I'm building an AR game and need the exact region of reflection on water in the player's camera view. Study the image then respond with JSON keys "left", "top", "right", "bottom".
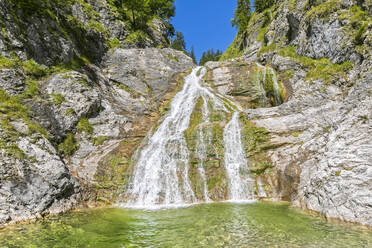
{"left": 0, "top": 202, "right": 371, "bottom": 248}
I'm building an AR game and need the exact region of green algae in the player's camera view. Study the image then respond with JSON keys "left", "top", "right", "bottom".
{"left": 184, "top": 97, "right": 229, "bottom": 201}
{"left": 1, "top": 202, "right": 371, "bottom": 248}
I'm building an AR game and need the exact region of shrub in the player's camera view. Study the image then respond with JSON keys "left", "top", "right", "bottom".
{"left": 77, "top": 118, "right": 93, "bottom": 135}
{"left": 22, "top": 60, "right": 47, "bottom": 78}
{"left": 58, "top": 133, "right": 79, "bottom": 156}
{"left": 254, "top": 0, "right": 276, "bottom": 13}
{"left": 51, "top": 93, "right": 65, "bottom": 107}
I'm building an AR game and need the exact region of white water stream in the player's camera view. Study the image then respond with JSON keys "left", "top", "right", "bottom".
{"left": 125, "top": 67, "right": 255, "bottom": 208}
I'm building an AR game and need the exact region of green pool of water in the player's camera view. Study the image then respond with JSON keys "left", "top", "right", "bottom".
{"left": 0, "top": 202, "right": 371, "bottom": 248}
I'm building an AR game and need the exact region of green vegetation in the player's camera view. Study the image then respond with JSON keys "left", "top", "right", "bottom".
{"left": 250, "top": 161, "right": 273, "bottom": 175}
{"left": 239, "top": 115, "right": 270, "bottom": 156}
{"left": 184, "top": 97, "right": 204, "bottom": 147}
{"left": 281, "top": 70, "right": 295, "bottom": 81}
{"left": 65, "top": 108, "right": 76, "bottom": 116}
{"left": 167, "top": 53, "right": 179, "bottom": 62}
{"left": 0, "top": 75, "right": 48, "bottom": 160}
{"left": 114, "top": 82, "right": 142, "bottom": 98}
{"left": 354, "top": 22, "right": 368, "bottom": 45}
{"left": 51, "top": 93, "right": 65, "bottom": 107}
{"left": 8, "top": 0, "right": 75, "bottom": 18}
{"left": 75, "top": 78, "right": 90, "bottom": 87}
{"left": 305, "top": 0, "right": 371, "bottom": 55}
{"left": 108, "top": 38, "right": 121, "bottom": 49}
{"left": 219, "top": 37, "right": 244, "bottom": 61}
{"left": 77, "top": 118, "right": 94, "bottom": 135}
{"left": 275, "top": 46, "right": 353, "bottom": 84}
{"left": 112, "top": 0, "right": 175, "bottom": 30}
{"left": 88, "top": 20, "right": 108, "bottom": 36}
{"left": 291, "top": 131, "right": 303, "bottom": 137}
{"left": 199, "top": 49, "right": 223, "bottom": 65}
{"left": 170, "top": 31, "right": 186, "bottom": 51}
{"left": 124, "top": 30, "right": 150, "bottom": 45}
{"left": 58, "top": 133, "right": 79, "bottom": 156}
{"left": 306, "top": 0, "right": 342, "bottom": 20}
{"left": 49, "top": 56, "right": 90, "bottom": 74}
{"left": 232, "top": 0, "right": 252, "bottom": 33}
{"left": 338, "top": 5, "right": 371, "bottom": 47}
{"left": 238, "top": 113, "right": 275, "bottom": 175}
{"left": 189, "top": 46, "right": 197, "bottom": 64}
{"left": 111, "top": 0, "right": 176, "bottom": 47}
{"left": 0, "top": 56, "right": 47, "bottom": 79}
{"left": 22, "top": 59, "right": 47, "bottom": 78}
{"left": 0, "top": 55, "right": 89, "bottom": 80}
{"left": 2, "top": 203, "right": 372, "bottom": 247}
{"left": 254, "top": 0, "right": 276, "bottom": 13}
{"left": 184, "top": 97, "right": 230, "bottom": 201}
{"left": 91, "top": 136, "right": 110, "bottom": 146}
{"left": 0, "top": 119, "right": 28, "bottom": 160}
{"left": 94, "top": 138, "right": 140, "bottom": 199}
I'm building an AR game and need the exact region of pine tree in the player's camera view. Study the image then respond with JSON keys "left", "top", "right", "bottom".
{"left": 199, "top": 49, "right": 223, "bottom": 65}
{"left": 170, "top": 31, "right": 186, "bottom": 51}
{"left": 231, "top": 0, "right": 251, "bottom": 33}
{"left": 189, "top": 46, "right": 197, "bottom": 64}
{"left": 113, "top": 0, "right": 175, "bottom": 31}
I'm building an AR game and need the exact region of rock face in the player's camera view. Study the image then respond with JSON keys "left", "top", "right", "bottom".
{"left": 0, "top": 136, "right": 80, "bottom": 224}
{"left": 216, "top": 0, "right": 372, "bottom": 226}
{"left": 0, "top": 0, "right": 169, "bottom": 65}
{"left": 0, "top": 0, "right": 194, "bottom": 226}
{"left": 0, "top": 47, "right": 193, "bottom": 226}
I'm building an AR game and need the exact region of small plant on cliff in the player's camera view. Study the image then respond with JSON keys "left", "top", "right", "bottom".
{"left": 58, "top": 133, "right": 79, "bottom": 156}
{"left": 77, "top": 118, "right": 94, "bottom": 135}
{"left": 51, "top": 93, "right": 65, "bottom": 107}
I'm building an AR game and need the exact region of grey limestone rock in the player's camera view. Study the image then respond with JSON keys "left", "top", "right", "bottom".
{"left": 0, "top": 68, "right": 25, "bottom": 95}
{"left": 43, "top": 71, "right": 101, "bottom": 136}
{"left": 0, "top": 135, "right": 80, "bottom": 225}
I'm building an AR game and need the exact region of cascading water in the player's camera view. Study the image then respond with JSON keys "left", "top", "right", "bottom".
{"left": 267, "top": 67, "right": 282, "bottom": 106}
{"left": 256, "top": 63, "right": 283, "bottom": 106}
{"left": 223, "top": 112, "right": 255, "bottom": 201}
{"left": 125, "top": 67, "right": 255, "bottom": 208}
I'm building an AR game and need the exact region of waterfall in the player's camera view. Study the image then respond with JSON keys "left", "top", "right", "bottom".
{"left": 223, "top": 112, "right": 255, "bottom": 201}
{"left": 267, "top": 67, "right": 282, "bottom": 106}
{"left": 256, "top": 63, "right": 282, "bottom": 106}
{"left": 125, "top": 67, "right": 255, "bottom": 208}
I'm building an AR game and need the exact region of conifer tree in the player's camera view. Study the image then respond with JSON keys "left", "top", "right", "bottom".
{"left": 231, "top": 0, "right": 251, "bottom": 33}
{"left": 113, "top": 0, "right": 175, "bottom": 31}
{"left": 170, "top": 31, "right": 186, "bottom": 51}
{"left": 189, "top": 46, "right": 197, "bottom": 64}
{"left": 199, "top": 49, "right": 223, "bottom": 65}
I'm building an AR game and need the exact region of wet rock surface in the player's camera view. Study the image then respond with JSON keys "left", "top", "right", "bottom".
{"left": 207, "top": 0, "right": 372, "bottom": 226}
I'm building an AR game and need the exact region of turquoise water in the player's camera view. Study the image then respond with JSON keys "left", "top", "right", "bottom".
{"left": 0, "top": 202, "right": 371, "bottom": 248}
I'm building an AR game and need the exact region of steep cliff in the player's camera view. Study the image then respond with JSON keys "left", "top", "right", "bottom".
{"left": 216, "top": 0, "right": 372, "bottom": 226}
{"left": 0, "top": 0, "right": 194, "bottom": 225}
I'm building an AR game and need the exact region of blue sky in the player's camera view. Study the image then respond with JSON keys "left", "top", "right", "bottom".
{"left": 171, "top": 0, "right": 238, "bottom": 62}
